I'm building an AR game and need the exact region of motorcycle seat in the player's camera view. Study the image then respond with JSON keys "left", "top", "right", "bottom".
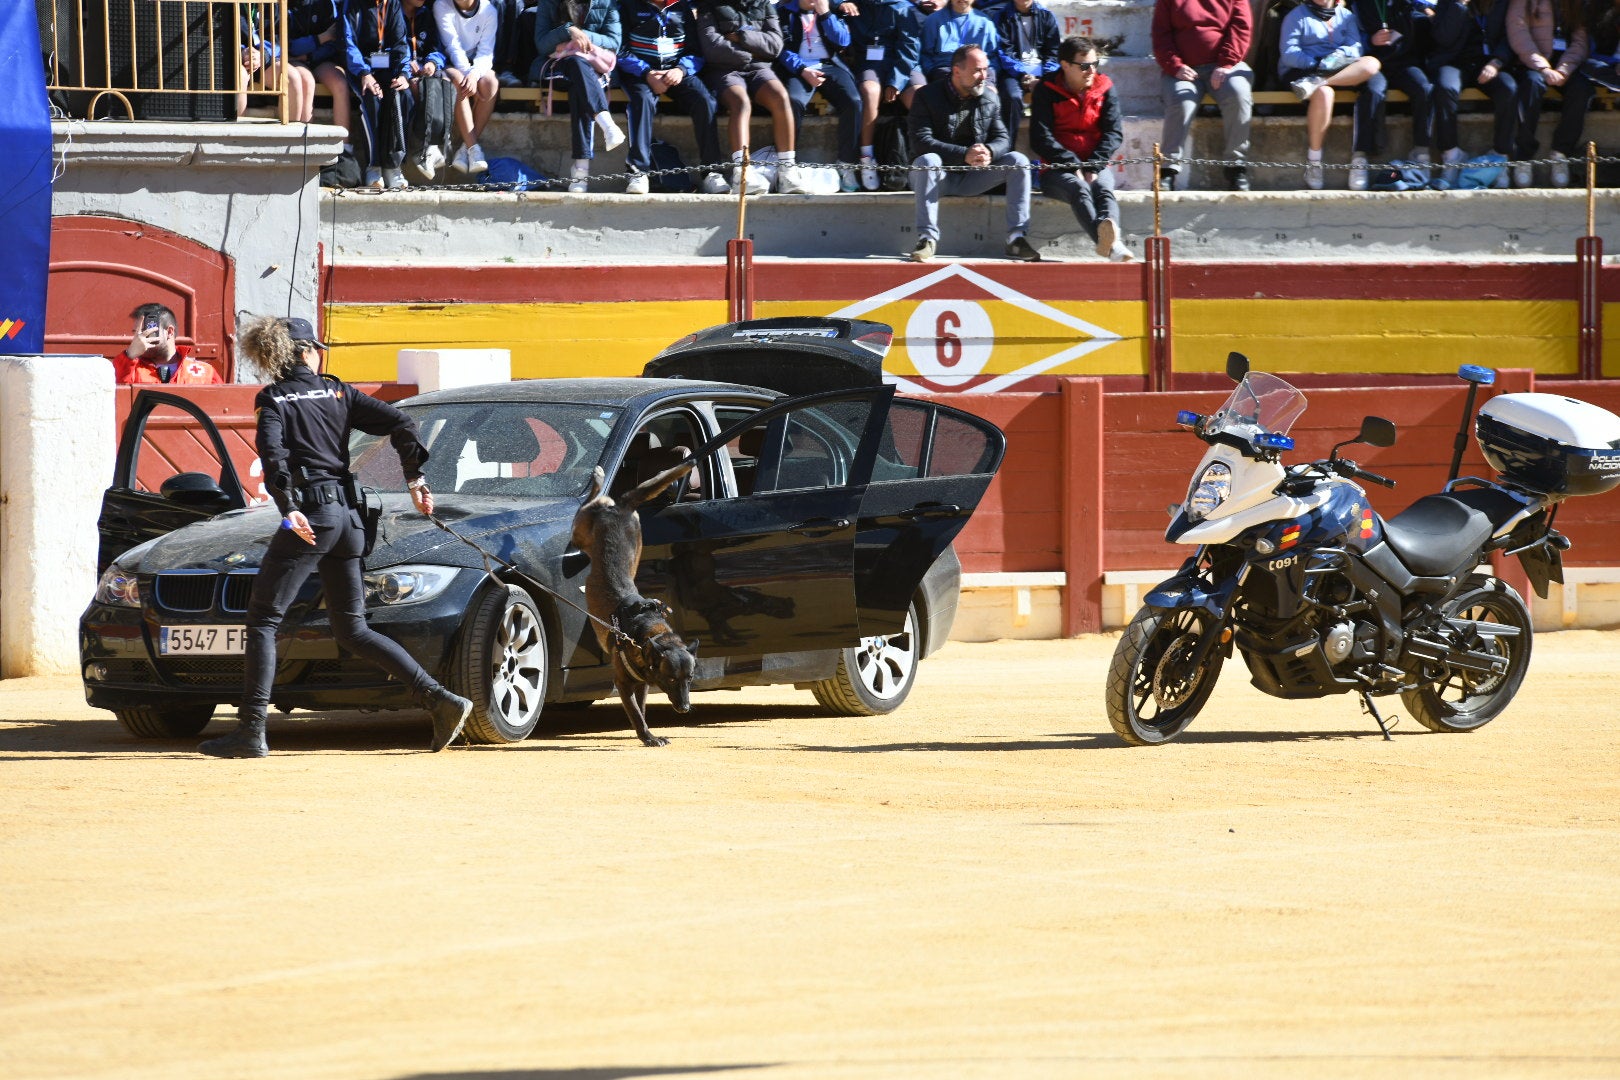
{"left": 1381, "top": 488, "right": 1527, "bottom": 577}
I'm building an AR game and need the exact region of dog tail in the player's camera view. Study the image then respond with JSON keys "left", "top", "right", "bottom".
{"left": 621, "top": 453, "right": 699, "bottom": 511}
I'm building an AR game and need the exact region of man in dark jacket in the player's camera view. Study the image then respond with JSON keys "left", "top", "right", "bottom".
{"left": 907, "top": 44, "right": 1038, "bottom": 261}
{"left": 1029, "top": 36, "right": 1133, "bottom": 261}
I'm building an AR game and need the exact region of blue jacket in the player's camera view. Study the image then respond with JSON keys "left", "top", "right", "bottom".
{"left": 844, "top": 0, "right": 921, "bottom": 89}
{"left": 619, "top": 0, "right": 706, "bottom": 75}
{"left": 774, "top": 2, "right": 852, "bottom": 75}
{"left": 918, "top": 7, "right": 999, "bottom": 77}
{"left": 402, "top": 1, "right": 448, "bottom": 71}
{"left": 534, "top": 0, "right": 624, "bottom": 65}
{"left": 989, "top": 0, "right": 1059, "bottom": 78}
{"left": 1278, "top": 1, "right": 1366, "bottom": 75}
{"left": 342, "top": 0, "right": 410, "bottom": 80}
{"left": 288, "top": 0, "right": 342, "bottom": 61}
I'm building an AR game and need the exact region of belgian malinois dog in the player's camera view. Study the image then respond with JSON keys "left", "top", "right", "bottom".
{"left": 571, "top": 458, "right": 701, "bottom": 746}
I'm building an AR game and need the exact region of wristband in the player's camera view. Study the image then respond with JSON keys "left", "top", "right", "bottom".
{"left": 407, "top": 477, "right": 428, "bottom": 491}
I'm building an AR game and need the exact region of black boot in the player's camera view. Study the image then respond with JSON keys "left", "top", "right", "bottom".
{"left": 425, "top": 686, "right": 472, "bottom": 752}
{"left": 199, "top": 710, "right": 269, "bottom": 758}
{"left": 1225, "top": 166, "right": 1251, "bottom": 192}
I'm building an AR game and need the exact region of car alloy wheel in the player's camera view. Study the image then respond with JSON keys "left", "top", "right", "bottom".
{"left": 810, "top": 603, "right": 920, "bottom": 716}
{"left": 454, "top": 584, "right": 549, "bottom": 743}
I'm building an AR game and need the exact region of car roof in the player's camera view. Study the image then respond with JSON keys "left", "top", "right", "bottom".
{"left": 400, "top": 377, "right": 779, "bottom": 411}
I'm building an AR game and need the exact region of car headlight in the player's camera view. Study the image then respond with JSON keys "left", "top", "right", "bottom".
{"left": 94, "top": 565, "right": 141, "bottom": 607}
{"left": 1185, "top": 462, "right": 1232, "bottom": 523}
{"left": 363, "top": 565, "right": 460, "bottom": 606}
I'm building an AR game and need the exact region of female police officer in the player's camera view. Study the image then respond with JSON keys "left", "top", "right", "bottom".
{"left": 199, "top": 316, "right": 472, "bottom": 758}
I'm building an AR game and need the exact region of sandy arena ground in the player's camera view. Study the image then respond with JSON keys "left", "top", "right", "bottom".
{"left": 3, "top": 633, "right": 1619, "bottom": 1080}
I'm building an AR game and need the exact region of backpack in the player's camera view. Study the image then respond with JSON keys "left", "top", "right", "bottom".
{"left": 1456, "top": 152, "right": 1507, "bottom": 190}
{"left": 320, "top": 149, "right": 364, "bottom": 188}
{"left": 481, "top": 156, "right": 550, "bottom": 189}
{"left": 650, "top": 140, "right": 696, "bottom": 193}
{"left": 409, "top": 73, "right": 456, "bottom": 179}
{"left": 874, "top": 113, "right": 910, "bottom": 192}
{"left": 1368, "top": 159, "right": 1432, "bottom": 191}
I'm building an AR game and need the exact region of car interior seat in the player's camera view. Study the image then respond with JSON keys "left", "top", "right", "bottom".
{"left": 460, "top": 421, "right": 543, "bottom": 494}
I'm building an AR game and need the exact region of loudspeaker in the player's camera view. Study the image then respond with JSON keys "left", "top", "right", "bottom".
{"left": 78, "top": 1, "right": 234, "bottom": 121}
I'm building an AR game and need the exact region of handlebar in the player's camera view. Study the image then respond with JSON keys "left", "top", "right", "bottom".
{"left": 1331, "top": 458, "right": 1396, "bottom": 488}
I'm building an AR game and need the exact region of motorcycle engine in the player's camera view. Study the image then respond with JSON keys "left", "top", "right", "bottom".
{"left": 1323, "top": 622, "right": 1356, "bottom": 664}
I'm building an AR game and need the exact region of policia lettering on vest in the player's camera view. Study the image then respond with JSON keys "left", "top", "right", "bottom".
{"left": 197, "top": 316, "right": 473, "bottom": 758}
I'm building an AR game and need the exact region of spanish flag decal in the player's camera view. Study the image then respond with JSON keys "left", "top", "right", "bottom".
{"left": 1279, "top": 523, "right": 1302, "bottom": 550}
{"left": 1360, "top": 508, "right": 1375, "bottom": 540}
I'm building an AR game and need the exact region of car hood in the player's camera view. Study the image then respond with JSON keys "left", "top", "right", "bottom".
{"left": 115, "top": 494, "right": 581, "bottom": 575}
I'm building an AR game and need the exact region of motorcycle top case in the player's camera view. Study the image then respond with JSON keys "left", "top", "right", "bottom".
{"left": 1475, "top": 392, "right": 1620, "bottom": 497}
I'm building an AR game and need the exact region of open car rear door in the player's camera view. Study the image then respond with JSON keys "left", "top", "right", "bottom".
{"left": 98, "top": 391, "right": 249, "bottom": 573}
{"left": 853, "top": 398, "right": 1006, "bottom": 636}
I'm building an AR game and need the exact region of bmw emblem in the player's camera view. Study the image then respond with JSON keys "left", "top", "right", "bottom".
{"left": 223, "top": 552, "right": 246, "bottom": 565}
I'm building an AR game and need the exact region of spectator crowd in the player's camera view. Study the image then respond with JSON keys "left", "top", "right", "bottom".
{"left": 234, "top": 0, "right": 1615, "bottom": 259}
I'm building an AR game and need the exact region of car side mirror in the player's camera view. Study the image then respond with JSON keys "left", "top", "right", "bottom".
{"left": 1226, "top": 352, "right": 1250, "bottom": 383}
{"left": 1358, "top": 416, "right": 1397, "bottom": 448}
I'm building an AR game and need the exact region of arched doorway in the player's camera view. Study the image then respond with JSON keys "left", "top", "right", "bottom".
{"left": 47, "top": 216, "right": 236, "bottom": 381}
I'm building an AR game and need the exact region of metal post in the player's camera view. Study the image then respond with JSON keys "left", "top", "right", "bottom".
{"left": 1146, "top": 235, "right": 1172, "bottom": 392}
{"left": 734, "top": 147, "right": 750, "bottom": 241}
{"left": 1152, "top": 141, "right": 1163, "bottom": 238}
{"left": 726, "top": 238, "right": 754, "bottom": 322}
{"left": 1577, "top": 142, "right": 1603, "bottom": 380}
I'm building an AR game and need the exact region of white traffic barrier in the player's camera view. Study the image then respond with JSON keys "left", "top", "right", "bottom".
{"left": 397, "top": 348, "right": 512, "bottom": 393}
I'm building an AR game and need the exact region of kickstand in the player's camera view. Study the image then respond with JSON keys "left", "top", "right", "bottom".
{"left": 1359, "top": 691, "right": 1395, "bottom": 741}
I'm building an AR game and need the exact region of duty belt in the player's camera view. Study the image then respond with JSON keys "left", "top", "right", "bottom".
{"left": 293, "top": 480, "right": 347, "bottom": 509}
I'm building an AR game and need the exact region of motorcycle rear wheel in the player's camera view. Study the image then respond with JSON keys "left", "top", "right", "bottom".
{"left": 1401, "top": 575, "right": 1533, "bottom": 733}
{"left": 1106, "top": 606, "right": 1226, "bottom": 746}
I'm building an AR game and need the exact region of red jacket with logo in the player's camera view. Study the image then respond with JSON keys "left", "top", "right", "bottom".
{"left": 109, "top": 344, "right": 224, "bottom": 385}
{"left": 1028, "top": 70, "right": 1121, "bottom": 168}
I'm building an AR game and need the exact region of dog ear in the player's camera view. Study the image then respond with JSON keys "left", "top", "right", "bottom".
{"left": 685, "top": 638, "right": 700, "bottom": 656}
{"left": 621, "top": 453, "right": 697, "bottom": 511}
{"left": 585, "top": 465, "right": 605, "bottom": 501}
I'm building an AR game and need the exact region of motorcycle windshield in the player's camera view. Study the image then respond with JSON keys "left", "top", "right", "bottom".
{"left": 1207, "top": 372, "right": 1308, "bottom": 440}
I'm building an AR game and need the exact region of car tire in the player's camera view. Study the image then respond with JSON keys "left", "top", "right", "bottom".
{"left": 452, "top": 585, "right": 549, "bottom": 744}
{"left": 810, "top": 603, "right": 920, "bottom": 716}
{"left": 114, "top": 704, "right": 215, "bottom": 739}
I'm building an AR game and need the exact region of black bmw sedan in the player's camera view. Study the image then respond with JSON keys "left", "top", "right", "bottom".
{"left": 81, "top": 318, "right": 1005, "bottom": 744}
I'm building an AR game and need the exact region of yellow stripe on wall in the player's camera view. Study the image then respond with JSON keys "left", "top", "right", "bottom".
{"left": 326, "top": 297, "right": 1588, "bottom": 384}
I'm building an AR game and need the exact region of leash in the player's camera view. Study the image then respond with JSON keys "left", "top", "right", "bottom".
{"left": 425, "top": 511, "right": 648, "bottom": 656}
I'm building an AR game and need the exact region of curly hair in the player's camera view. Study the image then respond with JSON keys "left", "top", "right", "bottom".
{"left": 238, "top": 315, "right": 300, "bottom": 382}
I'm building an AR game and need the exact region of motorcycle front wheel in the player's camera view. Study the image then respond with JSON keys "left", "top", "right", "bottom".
{"left": 1401, "top": 575, "right": 1533, "bottom": 733}
{"left": 1106, "top": 606, "right": 1226, "bottom": 746}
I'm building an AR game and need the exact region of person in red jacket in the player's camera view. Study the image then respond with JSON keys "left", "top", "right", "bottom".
{"left": 1152, "top": 0, "right": 1253, "bottom": 189}
{"left": 1029, "top": 36, "right": 1134, "bottom": 261}
{"left": 108, "top": 304, "right": 224, "bottom": 385}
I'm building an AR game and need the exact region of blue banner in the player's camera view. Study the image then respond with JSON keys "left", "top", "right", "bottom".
{"left": 0, "top": 6, "right": 51, "bottom": 355}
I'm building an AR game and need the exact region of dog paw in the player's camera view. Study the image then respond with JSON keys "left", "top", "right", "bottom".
{"left": 641, "top": 734, "right": 671, "bottom": 747}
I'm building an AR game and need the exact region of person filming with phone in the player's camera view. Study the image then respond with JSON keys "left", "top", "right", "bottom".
{"left": 107, "top": 303, "right": 225, "bottom": 385}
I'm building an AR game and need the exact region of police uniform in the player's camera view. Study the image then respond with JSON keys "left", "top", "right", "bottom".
{"left": 200, "top": 320, "right": 469, "bottom": 757}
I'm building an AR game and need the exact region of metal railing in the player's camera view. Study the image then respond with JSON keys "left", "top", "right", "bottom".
{"left": 38, "top": 0, "right": 289, "bottom": 123}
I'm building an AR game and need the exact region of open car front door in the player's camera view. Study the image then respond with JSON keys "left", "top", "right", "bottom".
{"left": 636, "top": 387, "right": 893, "bottom": 657}
{"left": 852, "top": 398, "right": 1007, "bottom": 636}
{"left": 98, "top": 391, "right": 249, "bottom": 573}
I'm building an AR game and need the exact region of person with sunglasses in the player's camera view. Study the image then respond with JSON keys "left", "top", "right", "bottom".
{"left": 1029, "top": 36, "right": 1134, "bottom": 261}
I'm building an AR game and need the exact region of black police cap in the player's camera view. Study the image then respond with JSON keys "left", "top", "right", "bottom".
{"left": 281, "top": 317, "right": 329, "bottom": 350}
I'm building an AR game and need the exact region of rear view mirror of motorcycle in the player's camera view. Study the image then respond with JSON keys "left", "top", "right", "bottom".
{"left": 1226, "top": 351, "right": 1250, "bottom": 383}
{"left": 1458, "top": 364, "right": 1496, "bottom": 386}
{"left": 1357, "top": 416, "right": 1397, "bottom": 448}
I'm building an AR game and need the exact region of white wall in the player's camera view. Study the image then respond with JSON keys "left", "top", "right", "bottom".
{"left": 0, "top": 356, "right": 115, "bottom": 676}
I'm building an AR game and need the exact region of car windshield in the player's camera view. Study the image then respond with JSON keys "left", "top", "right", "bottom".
{"left": 350, "top": 401, "right": 621, "bottom": 497}
{"left": 1205, "top": 372, "right": 1308, "bottom": 440}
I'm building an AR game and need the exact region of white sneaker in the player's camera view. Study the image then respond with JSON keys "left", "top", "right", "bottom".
{"left": 776, "top": 163, "right": 812, "bottom": 194}
{"left": 1108, "top": 241, "right": 1135, "bottom": 263}
{"left": 625, "top": 171, "right": 650, "bottom": 195}
{"left": 729, "top": 165, "right": 770, "bottom": 196}
{"left": 699, "top": 171, "right": 730, "bottom": 194}
{"left": 1094, "top": 217, "right": 1117, "bottom": 259}
{"left": 452, "top": 145, "right": 471, "bottom": 174}
{"left": 568, "top": 158, "right": 589, "bottom": 194}
{"left": 838, "top": 164, "right": 860, "bottom": 193}
{"left": 1412, "top": 147, "right": 1432, "bottom": 180}
{"left": 1441, "top": 146, "right": 1466, "bottom": 186}
{"left": 467, "top": 143, "right": 489, "bottom": 175}
{"left": 419, "top": 144, "right": 445, "bottom": 180}
{"left": 383, "top": 167, "right": 407, "bottom": 190}
{"left": 1493, "top": 164, "right": 1510, "bottom": 189}
{"left": 1550, "top": 150, "right": 1570, "bottom": 187}
{"left": 595, "top": 111, "right": 626, "bottom": 152}
{"left": 1512, "top": 161, "right": 1534, "bottom": 188}
{"left": 1290, "top": 74, "right": 1326, "bottom": 101}
{"left": 1348, "top": 154, "right": 1368, "bottom": 191}
{"left": 859, "top": 155, "right": 880, "bottom": 191}
{"left": 1304, "top": 158, "right": 1324, "bottom": 190}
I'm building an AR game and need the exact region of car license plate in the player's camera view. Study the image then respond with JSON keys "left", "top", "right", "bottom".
{"left": 159, "top": 625, "right": 247, "bottom": 656}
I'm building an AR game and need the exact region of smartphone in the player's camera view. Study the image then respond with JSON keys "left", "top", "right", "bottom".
{"left": 142, "top": 317, "right": 161, "bottom": 334}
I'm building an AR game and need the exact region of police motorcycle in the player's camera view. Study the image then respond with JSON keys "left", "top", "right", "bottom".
{"left": 1106, "top": 353, "right": 1620, "bottom": 746}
